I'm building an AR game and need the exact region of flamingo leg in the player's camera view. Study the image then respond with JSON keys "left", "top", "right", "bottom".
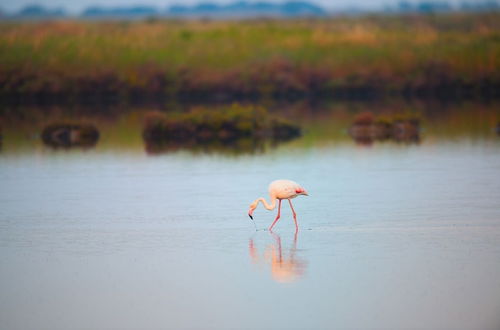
{"left": 288, "top": 199, "right": 299, "bottom": 232}
{"left": 269, "top": 199, "right": 282, "bottom": 231}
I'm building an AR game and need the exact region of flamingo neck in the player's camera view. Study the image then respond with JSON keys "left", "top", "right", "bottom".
{"left": 256, "top": 196, "right": 277, "bottom": 210}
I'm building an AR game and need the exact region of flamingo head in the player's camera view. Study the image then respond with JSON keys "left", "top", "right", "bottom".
{"left": 248, "top": 201, "right": 258, "bottom": 220}
{"left": 295, "top": 187, "right": 309, "bottom": 196}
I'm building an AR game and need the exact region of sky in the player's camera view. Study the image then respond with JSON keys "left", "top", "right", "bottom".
{"left": 0, "top": 0, "right": 472, "bottom": 14}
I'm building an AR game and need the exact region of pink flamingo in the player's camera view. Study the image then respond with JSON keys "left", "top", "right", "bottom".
{"left": 248, "top": 179, "right": 308, "bottom": 231}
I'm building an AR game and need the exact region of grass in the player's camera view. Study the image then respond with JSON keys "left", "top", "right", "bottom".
{"left": 1, "top": 13, "right": 500, "bottom": 102}
{"left": 142, "top": 103, "right": 300, "bottom": 149}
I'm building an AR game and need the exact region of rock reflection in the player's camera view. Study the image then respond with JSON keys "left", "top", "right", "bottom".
{"left": 349, "top": 112, "right": 420, "bottom": 145}
{"left": 41, "top": 123, "right": 99, "bottom": 149}
{"left": 249, "top": 232, "right": 307, "bottom": 283}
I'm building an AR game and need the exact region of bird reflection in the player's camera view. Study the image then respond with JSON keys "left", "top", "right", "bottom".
{"left": 249, "top": 232, "right": 307, "bottom": 283}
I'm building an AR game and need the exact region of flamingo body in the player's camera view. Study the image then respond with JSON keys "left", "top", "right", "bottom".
{"left": 248, "top": 179, "right": 308, "bottom": 231}
{"left": 268, "top": 179, "right": 306, "bottom": 200}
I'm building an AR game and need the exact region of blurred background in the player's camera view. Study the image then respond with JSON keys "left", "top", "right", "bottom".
{"left": 1, "top": 1, "right": 500, "bottom": 330}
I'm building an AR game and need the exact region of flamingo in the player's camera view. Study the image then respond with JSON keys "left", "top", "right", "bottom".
{"left": 248, "top": 179, "right": 308, "bottom": 231}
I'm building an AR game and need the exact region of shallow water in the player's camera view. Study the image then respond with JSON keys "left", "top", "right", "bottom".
{"left": 1, "top": 104, "right": 500, "bottom": 330}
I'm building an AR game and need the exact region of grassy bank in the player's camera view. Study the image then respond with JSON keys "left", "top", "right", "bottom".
{"left": 1, "top": 13, "right": 500, "bottom": 103}
{"left": 142, "top": 103, "right": 301, "bottom": 153}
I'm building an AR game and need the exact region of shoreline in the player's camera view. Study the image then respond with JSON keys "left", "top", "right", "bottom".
{"left": 2, "top": 80, "right": 499, "bottom": 106}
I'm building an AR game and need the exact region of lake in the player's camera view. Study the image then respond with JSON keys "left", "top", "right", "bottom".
{"left": 1, "top": 101, "right": 500, "bottom": 329}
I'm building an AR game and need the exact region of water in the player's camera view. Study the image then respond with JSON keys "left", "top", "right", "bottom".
{"left": 1, "top": 104, "right": 500, "bottom": 329}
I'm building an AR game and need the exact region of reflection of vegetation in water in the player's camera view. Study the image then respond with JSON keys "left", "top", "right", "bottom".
{"left": 41, "top": 122, "right": 99, "bottom": 148}
{"left": 422, "top": 103, "right": 500, "bottom": 140}
{"left": 294, "top": 100, "right": 500, "bottom": 147}
{"left": 0, "top": 101, "right": 498, "bottom": 154}
{"left": 145, "top": 137, "right": 269, "bottom": 155}
{"left": 142, "top": 104, "right": 301, "bottom": 154}
{"left": 348, "top": 111, "right": 420, "bottom": 145}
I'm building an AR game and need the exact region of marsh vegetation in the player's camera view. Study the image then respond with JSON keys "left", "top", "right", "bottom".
{"left": 142, "top": 104, "right": 300, "bottom": 153}
{"left": 1, "top": 13, "right": 500, "bottom": 104}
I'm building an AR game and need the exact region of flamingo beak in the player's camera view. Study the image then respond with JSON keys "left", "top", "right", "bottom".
{"left": 303, "top": 191, "right": 309, "bottom": 196}
{"left": 248, "top": 210, "right": 254, "bottom": 220}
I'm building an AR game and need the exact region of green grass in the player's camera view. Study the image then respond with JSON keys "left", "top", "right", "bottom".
{"left": 143, "top": 103, "right": 300, "bottom": 140}
{"left": 1, "top": 13, "right": 500, "bottom": 99}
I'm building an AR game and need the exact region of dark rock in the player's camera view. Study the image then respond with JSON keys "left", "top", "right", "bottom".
{"left": 349, "top": 115, "right": 420, "bottom": 144}
{"left": 42, "top": 123, "right": 99, "bottom": 148}
{"left": 142, "top": 104, "right": 301, "bottom": 153}
{"left": 392, "top": 120, "right": 420, "bottom": 142}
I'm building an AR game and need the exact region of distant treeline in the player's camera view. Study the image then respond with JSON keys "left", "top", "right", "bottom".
{"left": 1, "top": 14, "right": 500, "bottom": 104}
{"left": 1, "top": 1, "right": 500, "bottom": 19}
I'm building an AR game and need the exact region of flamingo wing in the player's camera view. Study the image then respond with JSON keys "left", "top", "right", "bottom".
{"left": 269, "top": 179, "right": 301, "bottom": 199}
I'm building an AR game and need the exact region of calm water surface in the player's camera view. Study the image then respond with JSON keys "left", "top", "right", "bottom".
{"left": 1, "top": 105, "right": 500, "bottom": 330}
